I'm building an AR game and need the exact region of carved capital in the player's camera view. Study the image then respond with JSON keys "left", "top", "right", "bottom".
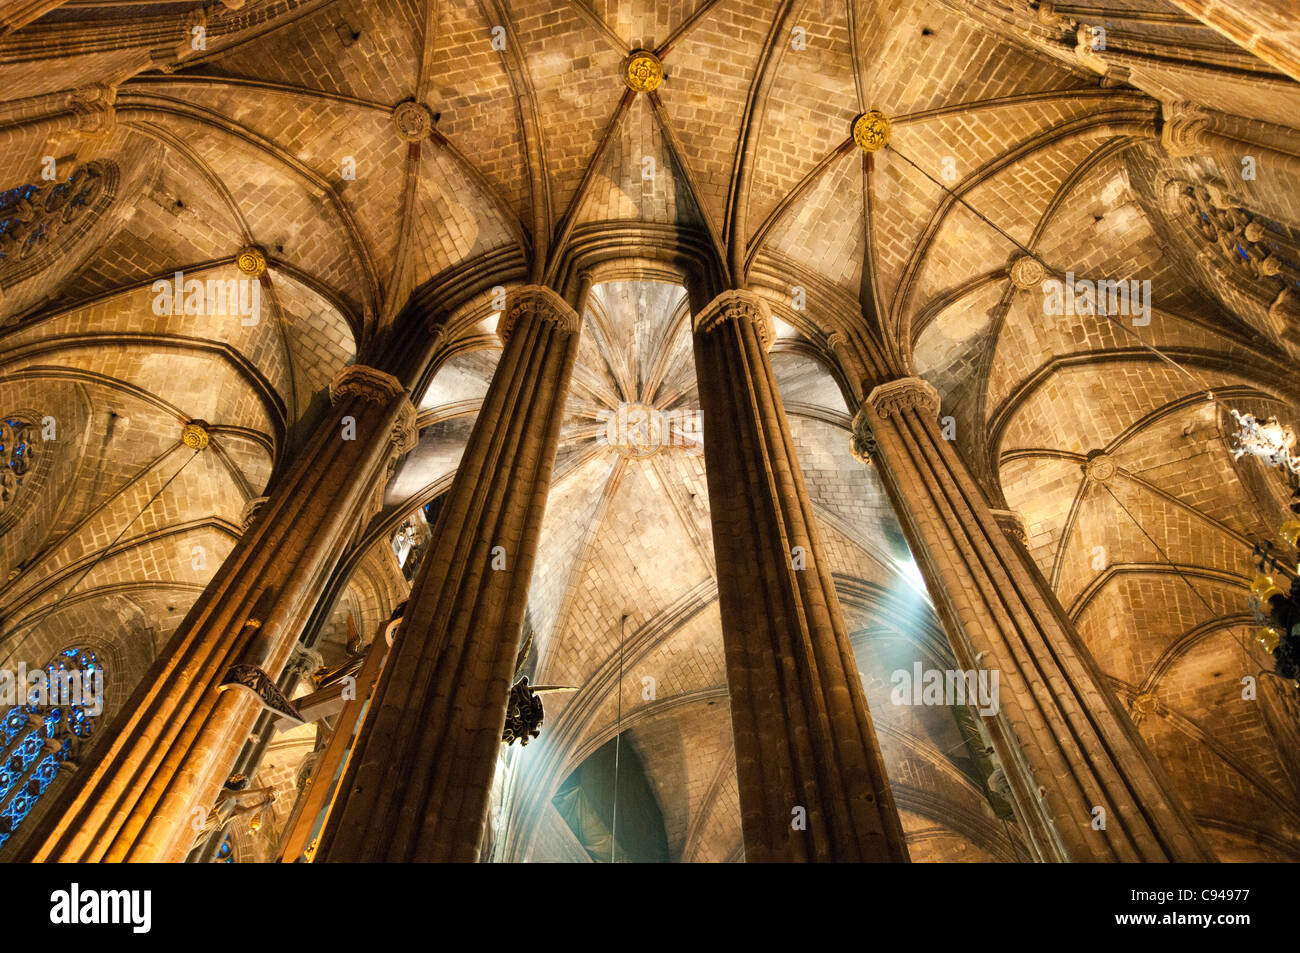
{"left": 287, "top": 643, "right": 324, "bottom": 679}
{"left": 390, "top": 396, "right": 419, "bottom": 457}
{"left": 330, "top": 364, "right": 406, "bottom": 405}
{"left": 499, "top": 285, "right": 581, "bottom": 343}
{"left": 990, "top": 508, "right": 1028, "bottom": 544}
{"left": 850, "top": 406, "right": 877, "bottom": 465}
{"left": 692, "top": 290, "right": 775, "bottom": 349}
{"left": 865, "top": 377, "right": 941, "bottom": 420}
{"left": 239, "top": 496, "right": 269, "bottom": 533}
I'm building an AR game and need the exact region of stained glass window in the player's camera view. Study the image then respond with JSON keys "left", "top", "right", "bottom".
{"left": 216, "top": 834, "right": 234, "bottom": 863}
{"left": 0, "top": 648, "right": 102, "bottom": 850}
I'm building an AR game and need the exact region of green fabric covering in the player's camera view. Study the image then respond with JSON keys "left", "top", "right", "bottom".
{"left": 552, "top": 734, "right": 670, "bottom": 863}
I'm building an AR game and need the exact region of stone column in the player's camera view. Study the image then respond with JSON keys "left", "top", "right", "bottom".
{"left": 18, "top": 365, "right": 416, "bottom": 863}
{"left": 691, "top": 289, "right": 908, "bottom": 863}
{"left": 316, "top": 284, "right": 581, "bottom": 862}
{"left": 853, "top": 376, "right": 1215, "bottom": 861}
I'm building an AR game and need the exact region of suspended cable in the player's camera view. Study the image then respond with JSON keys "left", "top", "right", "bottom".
{"left": 887, "top": 145, "right": 1224, "bottom": 409}
{"left": 610, "top": 612, "right": 627, "bottom": 863}
{"left": 1099, "top": 481, "right": 1258, "bottom": 673}
{"left": 10, "top": 445, "right": 202, "bottom": 637}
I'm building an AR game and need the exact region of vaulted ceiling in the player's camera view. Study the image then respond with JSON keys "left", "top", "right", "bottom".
{"left": 1, "top": 0, "right": 1298, "bottom": 861}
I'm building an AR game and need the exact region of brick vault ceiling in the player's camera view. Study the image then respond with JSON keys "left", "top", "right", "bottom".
{"left": 0, "top": 0, "right": 1299, "bottom": 860}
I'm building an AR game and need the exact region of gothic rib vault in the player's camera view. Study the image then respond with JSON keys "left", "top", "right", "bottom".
{"left": 0, "top": 0, "right": 1298, "bottom": 862}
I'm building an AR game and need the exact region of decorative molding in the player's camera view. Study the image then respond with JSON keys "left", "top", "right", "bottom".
{"left": 218, "top": 664, "right": 304, "bottom": 725}
{"left": 498, "top": 285, "right": 581, "bottom": 343}
{"left": 622, "top": 50, "right": 663, "bottom": 93}
{"left": 852, "top": 110, "right": 890, "bottom": 153}
{"left": 1161, "top": 101, "right": 1211, "bottom": 158}
{"left": 692, "top": 289, "right": 775, "bottom": 348}
{"left": 392, "top": 100, "right": 434, "bottom": 142}
{"left": 330, "top": 364, "right": 406, "bottom": 405}
{"left": 70, "top": 84, "right": 116, "bottom": 136}
{"left": 865, "top": 377, "right": 941, "bottom": 420}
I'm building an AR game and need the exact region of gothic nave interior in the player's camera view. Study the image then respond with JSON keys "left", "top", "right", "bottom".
{"left": 0, "top": 0, "right": 1299, "bottom": 867}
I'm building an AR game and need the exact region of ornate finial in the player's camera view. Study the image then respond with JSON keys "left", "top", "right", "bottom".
{"left": 623, "top": 50, "right": 663, "bottom": 93}
{"left": 182, "top": 421, "right": 210, "bottom": 450}
{"left": 236, "top": 245, "right": 267, "bottom": 278}
{"left": 852, "top": 110, "right": 891, "bottom": 152}
{"left": 392, "top": 100, "right": 434, "bottom": 142}
{"left": 1084, "top": 450, "right": 1116, "bottom": 484}
{"left": 1009, "top": 256, "right": 1046, "bottom": 291}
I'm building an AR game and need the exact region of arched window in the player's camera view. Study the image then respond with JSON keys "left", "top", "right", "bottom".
{"left": 0, "top": 648, "right": 102, "bottom": 850}
{"left": 0, "top": 161, "right": 116, "bottom": 284}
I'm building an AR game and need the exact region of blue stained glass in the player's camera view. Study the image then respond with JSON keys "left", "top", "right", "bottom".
{"left": 0, "top": 650, "right": 100, "bottom": 850}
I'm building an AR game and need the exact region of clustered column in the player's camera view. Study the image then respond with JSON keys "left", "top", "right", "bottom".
{"left": 317, "top": 284, "right": 581, "bottom": 862}
{"left": 854, "top": 376, "right": 1215, "bottom": 861}
{"left": 691, "top": 289, "right": 908, "bottom": 862}
{"left": 19, "top": 365, "right": 416, "bottom": 863}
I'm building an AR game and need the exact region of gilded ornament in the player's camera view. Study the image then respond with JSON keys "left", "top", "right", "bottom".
{"left": 623, "top": 50, "right": 663, "bottom": 93}
{"left": 1131, "top": 692, "right": 1158, "bottom": 716}
{"left": 852, "top": 110, "right": 891, "bottom": 152}
{"left": 182, "top": 422, "right": 210, "bottom": 451}
{"left": 235, "top": 245, "right": 267, "bottom": 278}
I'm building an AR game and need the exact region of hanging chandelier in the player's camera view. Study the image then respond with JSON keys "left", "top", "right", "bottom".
{"left": 1248, "top": 491, "right": 1300, "bottom": 693}
{"left": 1229, "top": 409, "right": 1300, "bottom": 474}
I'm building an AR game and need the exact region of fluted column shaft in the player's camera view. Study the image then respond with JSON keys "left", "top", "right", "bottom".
{"left": 19, "top": 365, "right": 415, "bottom": 863}
{"left": 317, "top": 285, "right": 581, "bottom": 862}
{"left": 692, "top": 290, "right": 908, "bottom": 862}
{"left": 855, "top": 376, "right": 1214, "bottom": 862}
